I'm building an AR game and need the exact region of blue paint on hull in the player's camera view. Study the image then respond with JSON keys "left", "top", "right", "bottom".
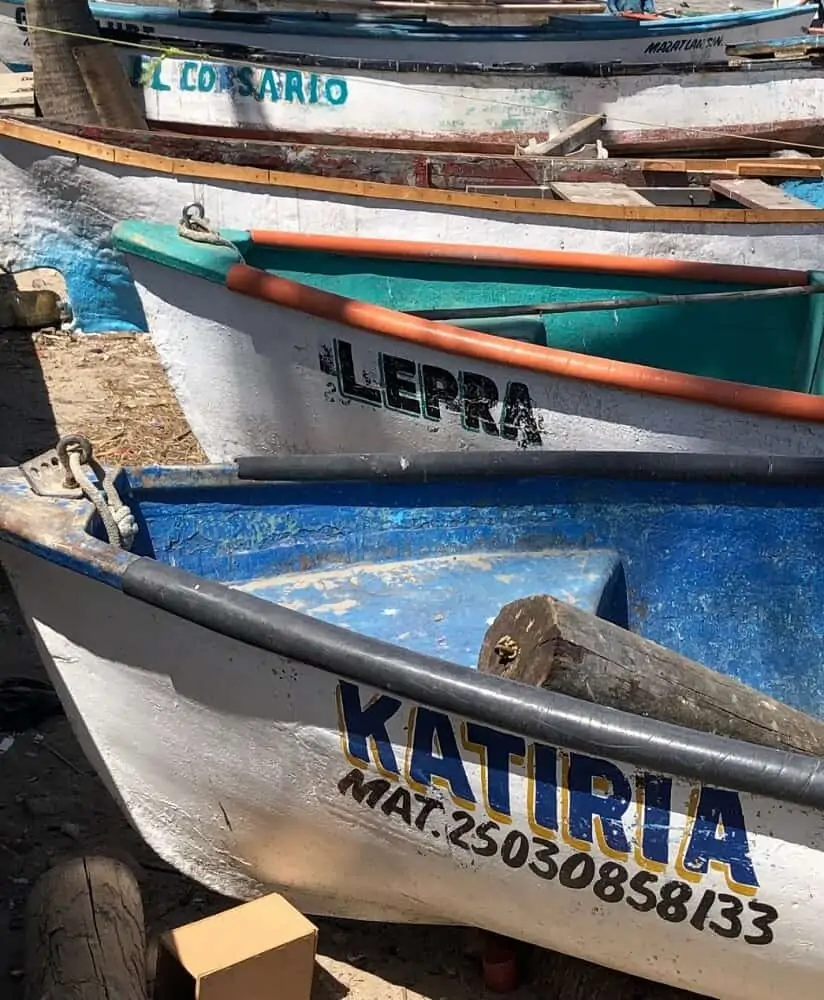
{"left": 117, "top": 471, "right": 824, "bottom": 718}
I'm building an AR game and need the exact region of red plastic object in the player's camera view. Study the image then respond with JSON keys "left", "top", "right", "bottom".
{"left": 482, "top": 936, "right": 519, "bottom": 994}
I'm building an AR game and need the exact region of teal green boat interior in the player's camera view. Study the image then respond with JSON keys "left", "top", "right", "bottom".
{"left": 113, "top": 220, "right": 824, "bottom": 395}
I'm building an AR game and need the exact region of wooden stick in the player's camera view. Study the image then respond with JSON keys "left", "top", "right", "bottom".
{"left": 413, "top": 281, "right": 824, "bottom": 322}
{"left": 25, "top": 855, "right": 147, "bottom": 1000}
{"left": 478, "top": 595, "right": 824, "bottom": 755}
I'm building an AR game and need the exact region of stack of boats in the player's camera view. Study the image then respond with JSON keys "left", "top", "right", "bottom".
{"left": 5, "top": 0, "right": 824, "bottom": 997}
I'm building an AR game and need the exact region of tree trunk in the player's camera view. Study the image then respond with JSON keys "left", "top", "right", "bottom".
{"left": 25, "top": 854, "right": 147, "bottom": 1000}
{"left": 24, "top": 0, "right": 146, "bottom": 128}
{"left": 479, "top": 594, "right": 824, "bottom": 755}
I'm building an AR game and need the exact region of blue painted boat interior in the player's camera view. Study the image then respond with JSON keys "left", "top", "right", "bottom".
{"left": 109, "top": 471, "right": 824, "bottom": 718}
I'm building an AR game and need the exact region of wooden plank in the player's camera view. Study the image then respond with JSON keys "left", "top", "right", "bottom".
{"left": 515, "top": 114, "right": 605, "bottom": 158}
{"left": 710, "top": 177, "right": 813, "bottom": 210}
{"left": 549, "top": 181, "right": 653, "bottom": 206}
{"left": 737, "top": 161, "right": 824, "bottom": 179}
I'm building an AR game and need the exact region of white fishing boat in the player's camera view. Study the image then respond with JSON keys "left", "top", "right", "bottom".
{"left": 2, "top": 441, "right": 824, "bottom": 1000}
{"left": 107, "top": 211, "right": 824, "bottom": 459}
{"left": 1, "top": 0, "right": 822, "bottom": 150}
{"left": 4, "top": 117, "right": 824, "bottom": 338}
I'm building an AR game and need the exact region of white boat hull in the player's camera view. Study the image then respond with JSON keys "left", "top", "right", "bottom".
{"left": 2, "top": 124, "right": 824, "bottom": 336}
{"left": 4, "top": 535, "right": 824, "bottom": 1000}
{"left": 125, "top": 252, "right": 824, "bottom": 459}
{"left": 122, "top": 51, "right": 824, "bottom": 151}
{"left": 0, "top": 0, "right": 816, "bottom": 70}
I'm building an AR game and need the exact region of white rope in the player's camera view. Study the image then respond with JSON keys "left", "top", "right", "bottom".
{"left": 61, "top": 438, "right": 138, "bottom": 550}
{"left": 178, "top": 202, "right": 244, "bottom": 254}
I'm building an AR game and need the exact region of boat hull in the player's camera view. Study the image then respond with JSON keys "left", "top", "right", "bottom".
{"left": 0, "top": 0, "right": 816, "bottom": 69}
{"left": 123, "top": 251, "right": 824, "bottom": 459}
{"left": 3, "top": 530, "right": 824, "bottom": 1000}
{"left": 3, "top": 122, "right": 824, "bottom": 335}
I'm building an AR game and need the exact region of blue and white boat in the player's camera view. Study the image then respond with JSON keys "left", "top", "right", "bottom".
{"left": 4, "top": 439, "right": 824, "bottom": 1000}
{"left": 1, "top": 0, "right": 817, "bottom": 68}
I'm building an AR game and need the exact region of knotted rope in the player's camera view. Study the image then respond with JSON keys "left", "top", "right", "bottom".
{"left": 56, "top": 435, "right": 138, "bottom": 550}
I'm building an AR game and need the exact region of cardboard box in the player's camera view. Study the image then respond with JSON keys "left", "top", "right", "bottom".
{"left": 152, "top": 893, "right": 318, "bottom": 1000}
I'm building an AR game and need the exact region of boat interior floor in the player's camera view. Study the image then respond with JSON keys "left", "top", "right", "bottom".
{"left": 235, "top": 547, "right": 627, "bottom": 666}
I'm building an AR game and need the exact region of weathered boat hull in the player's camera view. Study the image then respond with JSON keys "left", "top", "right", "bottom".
{"left": 119, "top": 243, "right": 824, "bottom": 460}
{"left": 4, "top": 119, "right": 824, "bottom": 335}
{"left": 0, "top": 0, "right": 816, "bottom": 69}
{"left": 1, "top": 0, "right": 822, "bottom": 150}
{"left": 2, "top": 451, "right": 824, "bottom": 1000}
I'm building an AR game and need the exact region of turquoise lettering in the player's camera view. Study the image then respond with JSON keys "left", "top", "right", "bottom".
{"left": 639, "top": 774, "right": 672, "bottom": 866}
{"left": 308, "top": 73, "right": 321, "bottom": 104}
{"left": 325, "top": 78, "right": 348, "bottom": 106}
{"left": 236, "top": 66, "right": 255, "bottom": 99}
{"left": 197, "top": 63, "right": 217, "bottom": 93}
{"left": 257, "top": 68, "right": 279, "bottom": 102}
{"left": 409, "top": 708, "right": 475, "bottom": 805}
{"left": 180, "top": 61, "right": 197, "bottom": 92}
{"left": 336, "top": 681, "right": 400, "bottom": 776}
{"left": 464, "top": 723, "right": 524, "bottom": 820}
{"left": 566, "top": 753, "right": 632, "bottom": 854}
{"left": 150, "top": 60, "right": 170, "bottom": 92}
{"left": 284, "top": 70, "right": 305, "bottom": 104}
{"left": 680, "top": 787, "right": 759, "bottom": 890}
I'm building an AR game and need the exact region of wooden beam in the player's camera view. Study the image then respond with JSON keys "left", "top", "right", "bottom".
{"left": 549, "top": 181, "right": 653, "bottom": 206}
{"left": 516, "top": 114, "right": 605, "bottom": 158}
{"left": 710, "top": 177, "right": 814, "bottom": 210}
{"left": 478, "top": 595, "right": 824, "bottom": 755}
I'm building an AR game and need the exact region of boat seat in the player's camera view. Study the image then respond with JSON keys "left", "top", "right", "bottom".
{"left": 237, "top": 547, "right": 627, "bottom": 668}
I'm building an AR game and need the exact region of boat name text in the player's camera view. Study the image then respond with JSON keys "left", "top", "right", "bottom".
{"left": 644, "top": 34, "right": 724, "bottom": 55}
{"left": 131, "top": 55, "right": 349, "bottom": 108}
{"left": 336, "top": 680, "right": 779, "bottom": 944}
{"left": 320, "top": 339, "right": 543, "bottom": 448}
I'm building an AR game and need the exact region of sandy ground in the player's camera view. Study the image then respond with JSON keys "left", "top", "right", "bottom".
{"left": 0, "top": 326, "right": 700, "bottom": 1000}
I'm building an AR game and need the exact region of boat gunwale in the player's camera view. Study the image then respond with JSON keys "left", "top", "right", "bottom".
{"left": 6, "top": 117, "right": 824, "bottom": 225}
{"left": 222, "top": 259, "right": 824, "bottom": 424}
{"left": 6, "top": 452, "right": 824, "bottom": 808}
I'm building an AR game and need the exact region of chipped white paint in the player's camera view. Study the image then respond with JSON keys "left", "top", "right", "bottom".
{"left": 116, "top": 50, "right": 824, "bottom": 146}
{"left": 2, "top": 128, "right": 824, "bottom": 338}
{"left": 124, "top": 252, "right": 824, "bottom": 459}
{"left": 3, "top": 536, "right": 824, "bottom": 1000}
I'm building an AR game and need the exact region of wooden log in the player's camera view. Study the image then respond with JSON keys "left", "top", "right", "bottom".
{"left": 24, "top": 0, "right": 146, "bottom": 129}
{"left": 25, "top": 854, "right": 147, "bottom": 1000}
{"left": 478, "top": 595, "right": 824, "bottom": 756}
{"left": 73, "top": 45, "right": 148, "bottom": 131}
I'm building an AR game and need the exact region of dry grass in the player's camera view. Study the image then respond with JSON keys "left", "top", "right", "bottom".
{"left": 32, "top": 330, "right": 206, "bottom": 466}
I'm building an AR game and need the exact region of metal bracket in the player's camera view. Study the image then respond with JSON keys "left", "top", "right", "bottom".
{"left": 19, "top": 448, "right": 84, "bottom": 499}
